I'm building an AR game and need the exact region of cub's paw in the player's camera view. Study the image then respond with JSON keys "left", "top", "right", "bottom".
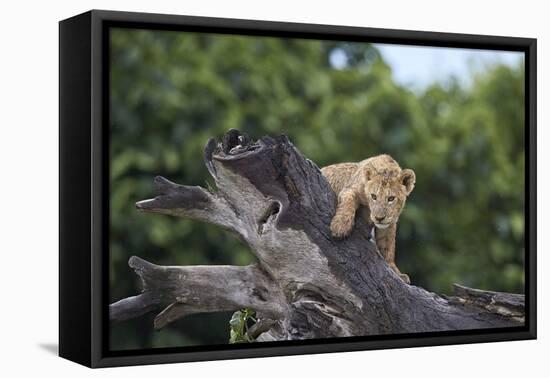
{"left": 399, "top": 273, "right": 411, "bottom": 285}
{"left": 330, "top": 215, "right": 354, "bottom": 239}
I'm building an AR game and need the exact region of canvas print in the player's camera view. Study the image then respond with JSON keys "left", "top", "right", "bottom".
{"left": 108, "top": 28, "right": 526, "bottom": 351}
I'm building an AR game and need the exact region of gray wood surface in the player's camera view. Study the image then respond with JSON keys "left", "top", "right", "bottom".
{"left": 109, "top": 129, "right": 524, "bottom": 340}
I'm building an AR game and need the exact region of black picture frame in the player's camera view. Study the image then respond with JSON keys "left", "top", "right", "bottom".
{"left": 59, "top": 9, "right": 537, "bottom": 368}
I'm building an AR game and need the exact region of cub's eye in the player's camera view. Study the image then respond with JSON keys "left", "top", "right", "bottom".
{"left": 371, "top": 194, "right": 377, "bottom": 200}
{"left": 388, "top": 196, "right": 395, "bottom": 202}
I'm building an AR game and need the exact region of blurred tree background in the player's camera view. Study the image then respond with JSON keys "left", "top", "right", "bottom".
{"left": 109, "top": 28, "right": 525, "bottom": 350}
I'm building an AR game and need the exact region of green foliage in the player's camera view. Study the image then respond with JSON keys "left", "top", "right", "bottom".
{"left": 109, "top": 28, "right": 525, "bottom": 350}
{"left": 229, "top": 309, "right": 258, "bottom": 344}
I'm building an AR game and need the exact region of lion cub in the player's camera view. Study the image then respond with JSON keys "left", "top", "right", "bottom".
{"left": 321, "top": 154, "right": 415, "bottom": 284}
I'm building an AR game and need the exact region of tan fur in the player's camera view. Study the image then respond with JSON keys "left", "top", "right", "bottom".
{"left": 321, "top": 154, "right": 416, "bottom": 284}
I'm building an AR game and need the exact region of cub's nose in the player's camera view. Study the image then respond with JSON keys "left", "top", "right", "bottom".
{"left": 375, "top": 215, "right": 386, "bottom": 222}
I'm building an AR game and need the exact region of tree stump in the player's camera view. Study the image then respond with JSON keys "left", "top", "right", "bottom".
{"left": 110, "top": 129, "right": 524, "bottom": 341}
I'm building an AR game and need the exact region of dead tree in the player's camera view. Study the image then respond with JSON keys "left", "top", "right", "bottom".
{"left": 110, "top": 129, "right": 524, "bottom": 341}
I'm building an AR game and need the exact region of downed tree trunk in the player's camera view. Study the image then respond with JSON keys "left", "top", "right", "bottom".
{"left": 110, "top": 129, "right": 524, "bottom": 340}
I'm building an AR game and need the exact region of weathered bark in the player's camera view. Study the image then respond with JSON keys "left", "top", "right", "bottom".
{"left": 110, "top": 129, "right": 524, "bottom": 340}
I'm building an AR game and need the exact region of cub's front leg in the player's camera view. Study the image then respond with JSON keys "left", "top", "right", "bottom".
{"left": 375, "top": 223, "right": 410, "bottom": 284}
{"left": 330, "top": 188, "right": 360, "bottom": 239}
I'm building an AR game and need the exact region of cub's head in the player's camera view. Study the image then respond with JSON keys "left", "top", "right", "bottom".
{"left": 364, "top": 167, "right": 416, "bottom": 229}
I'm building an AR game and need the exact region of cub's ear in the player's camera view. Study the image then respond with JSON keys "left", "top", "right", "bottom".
{"left": 400, "top": 169, "right": 416, "bottom": 195}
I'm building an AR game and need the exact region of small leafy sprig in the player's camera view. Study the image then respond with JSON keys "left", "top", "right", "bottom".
{"left": 229, "top": 308, "right": 257, "bottom": 344}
